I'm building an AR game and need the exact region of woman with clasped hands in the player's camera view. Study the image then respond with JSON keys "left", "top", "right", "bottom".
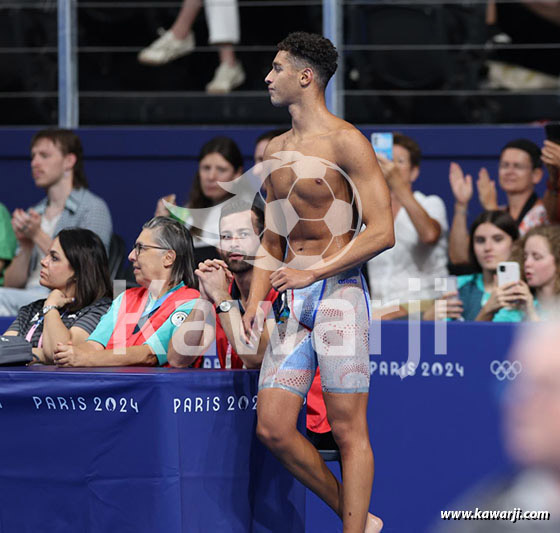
{"left": 3, "top": 228, "right": 112, "bottom": 363}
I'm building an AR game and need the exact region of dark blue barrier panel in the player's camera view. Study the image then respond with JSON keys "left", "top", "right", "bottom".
{"left": 0, "top": 321, "right": 522, "bottom": 532}
{"left": 0, "top": 125, "right": 547, "bottom": 251}
{"left": 0, "top": 317, "right": 13, "bottom": 333}
{"left": 306, "top": 321, "right": 520, "bottom": 533}
{"left": 0, "top": 367, "right": 305, "bottom": 533}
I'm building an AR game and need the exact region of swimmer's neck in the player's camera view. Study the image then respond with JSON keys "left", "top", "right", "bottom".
{"left": 288, "top": 94, "right": 334, "bottom": 137}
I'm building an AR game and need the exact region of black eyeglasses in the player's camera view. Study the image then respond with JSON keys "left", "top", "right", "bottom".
{"left": 132, "top": 243, "right": 168, "bottom": 255}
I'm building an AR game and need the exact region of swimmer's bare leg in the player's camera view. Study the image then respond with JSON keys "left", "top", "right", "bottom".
{"left": 323, "top": 390, "right": 382, "bottom": 533}
{"left": 257, "top": 388, "right": 343, "bottom": 511}
{"left": 257, "top": 388, "right": 382, "bottom": 532}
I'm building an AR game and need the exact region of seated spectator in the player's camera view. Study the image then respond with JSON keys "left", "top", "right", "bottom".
{"left": 155, "top": 136, "right": 243, "bottom": 265}
{"left": 0, "top": 202, "right": 17, "bottom": 286}
{"left": 449, "top": 139, "right": 548, "bottom": 267}
{"left": 498, "top": 225, "right": 560, "bottom": 321}
{"left": 424, "top": 210, "right": 519, "bottom": 321}
{"left": 542, "top": 139, "right": 560, "bottom": 222}
{"left": 0, "top": 129, "right": 112, "bottom": 316}
{"left": 52, "top": 217, "right": 200, "bottom": 367}
{"left": 3, "top": 228, "right": 112, "bottom": 363}
{"left": 367, "top": 133, "right": 449, "bottom": 313}
{"left": 168, "top": 199, "right": 334, "bottom": 449}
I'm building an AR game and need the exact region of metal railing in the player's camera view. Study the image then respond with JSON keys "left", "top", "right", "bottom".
{"left": 1, "top": 0, "right": 558, "bottom": 125}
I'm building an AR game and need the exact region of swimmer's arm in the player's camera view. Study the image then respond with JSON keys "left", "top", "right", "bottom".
{"left": 312, "top": 129, "right": 395, "bottom": 281}
{"left": 245, "top": 144, "right": 285, "bottom": 315}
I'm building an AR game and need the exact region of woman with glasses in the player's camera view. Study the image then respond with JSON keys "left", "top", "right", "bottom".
{"left": 448, "top": 138, "right": 548, "bottom": 267}
{"left": 52, "top": 217, "right": 200, "bottom": 367}
{"left": 3, "top": 228, "right": 112, "bottom": 363}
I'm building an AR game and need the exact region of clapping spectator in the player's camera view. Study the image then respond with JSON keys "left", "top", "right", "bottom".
{"left": 449, "top": 139, "right": 548, "bottom": 266}
{"left": 3, "top": 228, "right": 112, "bottom": 363}
{"left": 542, "top": 139, "right": 560, "bottom": 222}
{"left": 0, "top": 129, "right": 112, "bottom": 316}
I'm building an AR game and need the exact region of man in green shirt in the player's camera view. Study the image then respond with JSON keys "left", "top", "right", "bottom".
{"left": 0, "top": 203, "right": 16, "bottom": 286}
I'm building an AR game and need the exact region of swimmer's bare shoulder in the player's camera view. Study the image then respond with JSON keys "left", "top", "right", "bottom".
{"left": 328, "top": 120, "right": 378, "bottom": 173}
{"left": 264, "top": 130, "right": 291, "bottom": 155}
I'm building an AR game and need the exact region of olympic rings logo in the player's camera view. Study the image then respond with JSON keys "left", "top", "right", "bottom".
{"left": 490, "top": 360, "right": 522, "bottom": 381}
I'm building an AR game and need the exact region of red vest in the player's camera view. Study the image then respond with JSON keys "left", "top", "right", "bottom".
{"left": 215, "top": 284, "right": 330, "bottom": 433}
{"left": 106, "top": 285, "right": 200, "bottom": 352}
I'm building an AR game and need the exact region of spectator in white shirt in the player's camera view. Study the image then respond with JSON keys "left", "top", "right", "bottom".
{"left": 367, "top": 133, "right": 449, "bottom": 316}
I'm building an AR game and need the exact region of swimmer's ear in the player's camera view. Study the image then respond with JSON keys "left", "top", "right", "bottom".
{"left": 300, "top": 67, "right": 313, "bottom": 88}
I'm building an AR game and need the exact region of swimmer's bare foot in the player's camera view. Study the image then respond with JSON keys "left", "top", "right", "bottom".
{"left": 365, "top": 513, "right": 383, "bottom": 533}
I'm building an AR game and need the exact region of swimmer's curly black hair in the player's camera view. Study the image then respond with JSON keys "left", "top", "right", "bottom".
{"left": 277, "top": 32, "right": 338, "bottom": 89}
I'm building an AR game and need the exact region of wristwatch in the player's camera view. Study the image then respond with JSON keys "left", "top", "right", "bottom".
{"left": 42, "top": 305, "right": 59, "bottom": 316}
{"left": 216, "top": 300, "right": 233, "bottom": 314}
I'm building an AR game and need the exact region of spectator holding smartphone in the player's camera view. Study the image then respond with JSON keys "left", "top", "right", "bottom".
{"left": 367, "top": 133, "right": 449, "bottom": 313}
{"left": 500, "top": 225, "right": 560, "bottom": 321}
{"left": 424, "top": 210, "right": 521, "bottom": 321}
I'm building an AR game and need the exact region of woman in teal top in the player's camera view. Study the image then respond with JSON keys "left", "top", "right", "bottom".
{"left": 496, "top": 225, "right": 560, "bottom": 321}
{"left": 425, "top": 210, "right": 521, "bottom": 321}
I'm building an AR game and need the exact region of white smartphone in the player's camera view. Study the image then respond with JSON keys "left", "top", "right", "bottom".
{"left": 497, "top": 261, "right": 520, "bottom": 287}
{"left": 446, "top": 275, "right": 458, "bottom": 294}
{"left": 371, "top": 132, "right": 393, "bottom": 160}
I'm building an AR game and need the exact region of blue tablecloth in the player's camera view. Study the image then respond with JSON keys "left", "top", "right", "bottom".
{"left": 0, "top": 367, "right": 305, "bottom": 533}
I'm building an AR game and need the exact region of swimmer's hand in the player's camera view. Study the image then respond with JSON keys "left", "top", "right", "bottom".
{"left": 241, "top": 305, "right": 265, "bottom": 348}
{"left": 270, "top": 267, "right": 316, "bottom": 291}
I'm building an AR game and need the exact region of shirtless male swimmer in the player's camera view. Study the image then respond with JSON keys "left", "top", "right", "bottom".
{"left": 241, "top": 32, "right": 395, "bottom": 532}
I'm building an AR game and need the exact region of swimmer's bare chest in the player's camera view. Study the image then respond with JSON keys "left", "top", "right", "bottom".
{"left": 267, "top": 141, "right": 353, "bottom": 257}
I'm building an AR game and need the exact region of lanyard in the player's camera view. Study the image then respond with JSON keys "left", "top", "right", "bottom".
{"left": 134, "top": 290, "right": 175, "bottom": 333}
{"left": 25, "top": 311, "right": 67, "bottom": 348}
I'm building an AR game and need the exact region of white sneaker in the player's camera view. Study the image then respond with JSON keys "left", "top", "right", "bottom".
{"left": 138, "top": 28, "right": 195, "bottom": 66}
{"left": 486, "top": 60, "right": 559, "bottom": 90}
{"left": 206, "top": 62, "right": 246, "bottom": 94}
